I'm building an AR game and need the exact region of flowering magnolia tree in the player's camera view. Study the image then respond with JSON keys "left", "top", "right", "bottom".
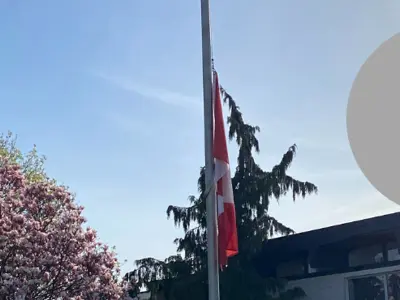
{"left": 0, "top": 132, "right": 124, "bottom": 299}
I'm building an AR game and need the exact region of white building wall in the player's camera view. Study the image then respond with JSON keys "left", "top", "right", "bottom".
{"left": 123, "top": 291, "right": 151, "bottom": 300}
{"left": 136, "top": 291, "right": 151, "bottom": 300}
{"left": 287, "top": 265, "right": 400, "bottom": 300}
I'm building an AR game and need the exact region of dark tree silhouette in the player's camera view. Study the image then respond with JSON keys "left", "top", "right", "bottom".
{"left": 125, "top": 79, "right": 318, "bottom": 300}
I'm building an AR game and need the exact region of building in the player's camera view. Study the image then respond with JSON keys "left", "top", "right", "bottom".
{"left": 257, "top": 212, "right": 400, "bottom": 300}
{"left": 134, "top": 291, "right": 151, "bottom": 300}
{"left": 123, "top": 291, "right": 152, "bottom": 300}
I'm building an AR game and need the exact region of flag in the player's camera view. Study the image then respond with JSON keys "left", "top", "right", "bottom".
{"left": 212, "top": 71, "right": 239, "bottom": 267}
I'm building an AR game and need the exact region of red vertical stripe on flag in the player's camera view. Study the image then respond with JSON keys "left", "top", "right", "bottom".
{"left": 213, "top": 75, "right": 229, "bottom": 164}
{"left": 213, "top": 71, "right": 238, "bottom": 267}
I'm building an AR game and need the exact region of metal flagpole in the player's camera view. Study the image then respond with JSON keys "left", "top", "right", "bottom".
{"left": 200, "top": 0, "right": 220, "bottom": 300}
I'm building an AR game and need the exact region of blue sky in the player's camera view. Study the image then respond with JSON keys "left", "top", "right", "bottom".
{"left": 0, "top": 0, "right": 399, "bottom": 276}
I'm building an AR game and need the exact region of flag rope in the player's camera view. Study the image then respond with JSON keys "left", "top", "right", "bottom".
{"left": 203, "top": 177, "right": 215, "bottom": 202}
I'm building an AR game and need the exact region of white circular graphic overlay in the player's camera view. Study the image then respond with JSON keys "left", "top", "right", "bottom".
{"left": 347, "top": 33, "right": 400, "bottom": 205}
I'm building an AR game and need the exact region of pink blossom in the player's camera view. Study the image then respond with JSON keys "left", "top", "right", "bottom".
{"left": 0, "top": 159, "right": 125, "bottom": 299}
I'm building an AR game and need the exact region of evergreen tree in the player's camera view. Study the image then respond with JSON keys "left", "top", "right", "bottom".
{"left": 126, "top": 81, "right": 318, "bottom": 300}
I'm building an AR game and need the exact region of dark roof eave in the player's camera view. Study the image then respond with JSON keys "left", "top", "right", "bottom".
{"left": 261, "top": 211, "right": 400, "bottom": 256}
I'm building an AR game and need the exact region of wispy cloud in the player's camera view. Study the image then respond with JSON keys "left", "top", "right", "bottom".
{"left": 106, "top": 112, "right": 151, "bottom": 137}
{"left": 328, "top": 190, "right": 400, "bottom": 220}
{"left": 291, "top": 167, "right": 362, "bottom": 180}
{"left": 93, "top": 72, "right": 201, "bottom": 109}
{"left": 294, "top": 136, "right": 350, "bottom": 153}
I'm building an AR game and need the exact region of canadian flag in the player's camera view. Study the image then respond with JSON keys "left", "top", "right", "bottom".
{"left": 212, "top": 71, "right": 239, "bottom": 267}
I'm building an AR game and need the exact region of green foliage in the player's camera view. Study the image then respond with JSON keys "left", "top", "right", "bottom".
{"left": 0, "top": 131, "right": 47, "bottom": 183}
{"left": 126, "top": 83, "right": 318, "bottom": 300}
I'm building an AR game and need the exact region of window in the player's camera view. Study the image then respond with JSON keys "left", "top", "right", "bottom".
{"left": 308, "top": 265, "right": 318, "bottom": 273}
{"left": 349, "top": 244, "right": 384, "bottom": 267}
{"left": 387, "top": 272, "right": 400, "bottom": 300}
{"left": 308, "top": 248, "right": 348, "bottom": 273}
{"left": 387, "top": 241, "right": 400, "bottom": 262}
{"left": 348, "top": 272, "right": 400, "bottom": 300}
{"left": 348, "top": 275, "right": 385, "bottom": 300}
{"left": 308, "top": 265, "right": 333, "bottom": 274}
{"left": 276, "top": 260, "right": 305, "bottom": 278}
